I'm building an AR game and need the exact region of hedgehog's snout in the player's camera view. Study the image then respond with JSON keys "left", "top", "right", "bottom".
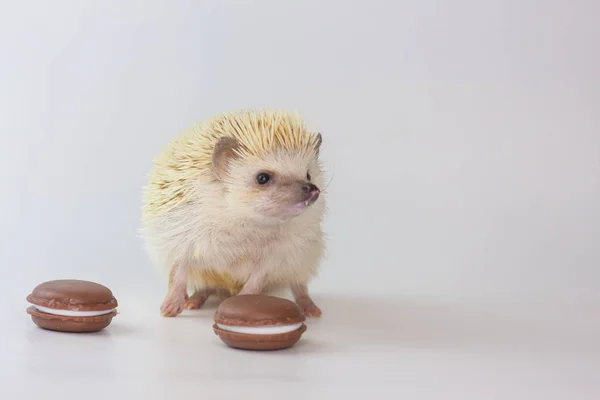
{"left": 300, "top": 183, "right": 320, "bottom": 205}
{"left": 301, "top": 183, "right": 319, "bottom": 195}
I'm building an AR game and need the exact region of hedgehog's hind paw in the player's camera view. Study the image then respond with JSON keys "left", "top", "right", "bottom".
{"left": 184, "top": 288, "right": 213, "bottom": 310}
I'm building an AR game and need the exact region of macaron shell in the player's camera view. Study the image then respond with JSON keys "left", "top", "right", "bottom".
{"left": 26, "top": 279, "right": 117, "bottom": 312}
{"left": 213, "top": 323, "right": 306, "bottom": 350}
{"left": 214, "top": 294, "right": 305, "bottom": 327}
{"left": 27, "top": 306, "right": 116, "bottom": 333}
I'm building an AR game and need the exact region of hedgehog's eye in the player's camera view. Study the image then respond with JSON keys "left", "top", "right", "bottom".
{"left": 306, "top": 172, "right": 312, "bottom": 181}
{"left": 256, "top": 173, "right": 271, "bottom": 185}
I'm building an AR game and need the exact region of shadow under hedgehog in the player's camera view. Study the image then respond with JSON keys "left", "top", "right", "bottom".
{"left": 141, "top": 109, "right": 327, "bottom": 318}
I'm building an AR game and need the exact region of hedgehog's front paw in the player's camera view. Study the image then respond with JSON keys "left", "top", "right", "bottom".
{"left": 160, "top": 293, "right": 185, "bottom": 317}
{"left": 296, "top": 297, "right": 322, "bottom": 318}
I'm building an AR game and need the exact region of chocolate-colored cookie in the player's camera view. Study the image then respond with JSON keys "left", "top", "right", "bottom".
{"left": 26, "top": 279, "right": 118, "bottom": 333}
{"left": 213, "top": 294, "right": 306, "bottom": 350}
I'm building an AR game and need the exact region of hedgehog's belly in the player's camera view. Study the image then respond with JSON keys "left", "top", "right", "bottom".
{"left": 185, "top": 222, "right": 320, "bottom": 295}
{"left": 187, "top": 233, "right": 279, "bottom": 295}
{"left": 187, "top": 268, "right": 245, "bottom": 295}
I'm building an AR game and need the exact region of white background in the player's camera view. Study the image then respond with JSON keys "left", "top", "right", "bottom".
{"left": 1, "top": 1, "right": 599, "bottom": 399}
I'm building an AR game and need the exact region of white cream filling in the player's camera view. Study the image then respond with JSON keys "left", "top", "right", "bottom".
{"left": 33, "top": 305, "right": 116, "bottom": 317}
{"left": 217, "top": 322, "right": 302, "bottom": 335}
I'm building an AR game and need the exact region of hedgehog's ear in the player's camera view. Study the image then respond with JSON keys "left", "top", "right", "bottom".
{"left": 314, "top": 133, "right": 322, "bottom": 156}
{"left": 212, "top": 136, "right": 241, "bottom": 181}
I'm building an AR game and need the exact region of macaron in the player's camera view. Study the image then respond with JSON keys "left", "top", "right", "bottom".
{"left": 213, "top": 294, "right": 307, "bottom": 350}
{"left": 26, "top": 279, "right": 118, "bottom": 333}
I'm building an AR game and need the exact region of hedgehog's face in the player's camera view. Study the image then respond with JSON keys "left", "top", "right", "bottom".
{"left": 212, "top": 136, "right": 325, "bottom": 222}
{"left": 234, "top": 152, "right": 323, "bottom": 221}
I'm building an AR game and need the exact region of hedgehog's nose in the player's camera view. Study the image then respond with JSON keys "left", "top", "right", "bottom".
{"left": 301, "top": 183, "right": 320, "bottom": 204}
{"left": 301, "top": 183, "right": 320, "bottom": 195}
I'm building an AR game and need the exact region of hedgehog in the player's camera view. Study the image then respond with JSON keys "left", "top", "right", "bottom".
{"left": 141, "top": 109, "right": 326, "bottom": 318}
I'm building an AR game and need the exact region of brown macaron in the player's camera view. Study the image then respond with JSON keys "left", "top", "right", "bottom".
{"left": 26, "top": 279, "right": 118, "bottom": 333}
{"left": 213, "top": 294, "right": 307, "bottom": 350}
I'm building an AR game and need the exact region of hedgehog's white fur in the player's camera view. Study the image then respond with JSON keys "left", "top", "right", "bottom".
{"left": 141, "top": 109, "right": 326, "bottom": 317}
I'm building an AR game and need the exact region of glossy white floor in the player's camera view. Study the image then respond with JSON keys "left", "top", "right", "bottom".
{"left": 3, "top": 288, "right": 599, "bottom": 400}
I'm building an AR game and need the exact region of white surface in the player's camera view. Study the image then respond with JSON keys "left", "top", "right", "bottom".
{"left": 1, "top": 0, "right": 599, "bottom": 398}
{"left": 31, "top": 305, "right": 117, "bottom": 317}
{"left": 3, "top": 293, "right": 600, "bottom": 399}
{"left": 217, "top": 322, "right": 304, "bottom": 335}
